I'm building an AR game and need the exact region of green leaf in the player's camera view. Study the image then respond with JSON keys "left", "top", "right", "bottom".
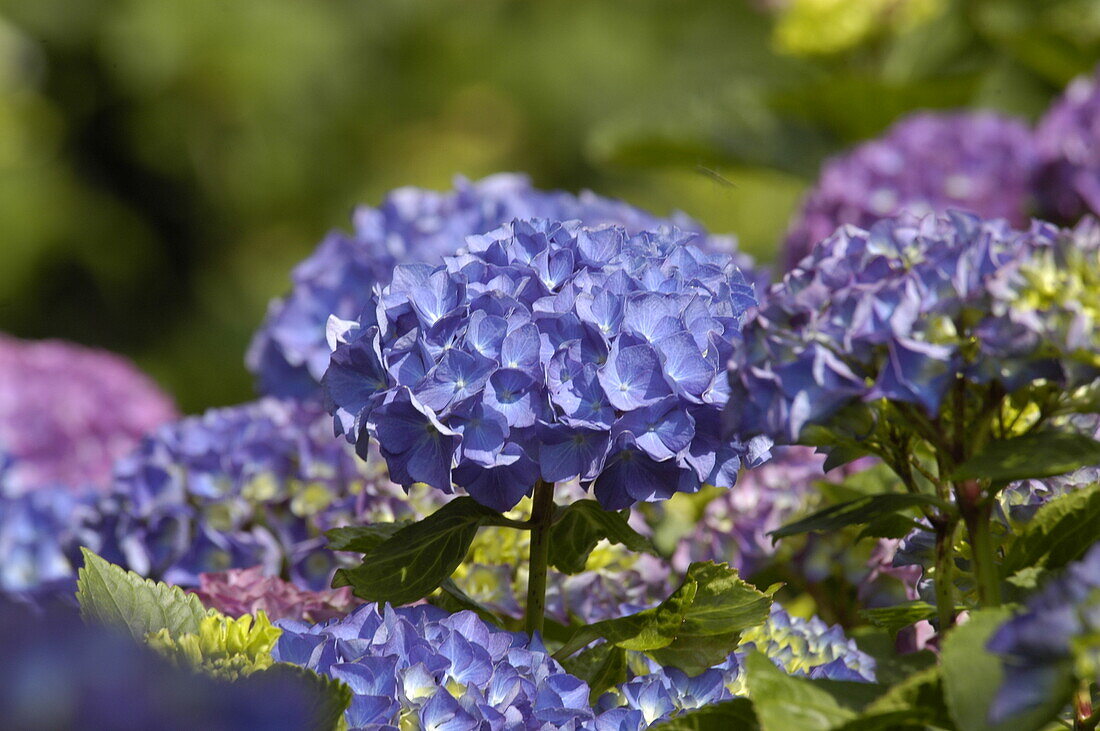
{"left": 860, "top": 601, "right": 938, "bottom": 636}
{"left": 744, "top": 651, "right": 856, "bottom": 731}
{"left": 940, "top": 607, "right": 1071, "bottom": 731}
{"left": 850, "top": 628, "right": 936, "bottom": 687}
{"left": 76, "top": 547, "right": 207, "bottom": 642}
{"left": 430, "top": 578, "right": 506, "bottom": 628}
{"left": 1002, "top": 482, "right": 1100, "bottom": 575}
{"left": 332, "top": 497, "right": 499, "bottom": 605}
{"left": 548, "top": 500, "right": 656, "bottom": 574}
{"left": 554, "top": 562, "right": 774, "bottom": 674}
{"left": 559, "top": 643, "right": 628, "bottom": 704}
{"left": 838, "top": 666, "right": 951, "bottom": 731}
{"left": 649, "top": 698, "right": 759, "bottom": 730}
{"left": 244, "top": 663, "right": 352, "bottom": 731}
{"left": 325, "top": 522, "right": 410, "bottom": 553}
{"left": 855, "top": 514, "right": 925, "bottom": 542}
{"left": 952, "top": 431, "right": 1100, "bottom": 483}
{"left": 771, "top": 494, "right": 947, "bottom": 540}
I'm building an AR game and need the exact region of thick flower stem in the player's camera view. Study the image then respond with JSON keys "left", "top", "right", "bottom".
{"left": 958, "top": 481, "right": 1002, "bottom": 608}
{"left": 525, "top": 479, "right": 556, "bottom": 637}
{"left": 932, "top": 517, "right": 958, "bottom": 632}
{"left": 1075, "top": 680, "right": 1096, "bottom": 731}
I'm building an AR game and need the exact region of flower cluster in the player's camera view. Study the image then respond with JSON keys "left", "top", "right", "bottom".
{"left": 274, "top": 604, "right": 597, "bottom": 728}
{"left": 249, "top": 174, "right": 749, "bottom": 398}
{"left": 987, "top": 543, "right": 1100, "bottom": 724}
{"left": 1034, "top": 66, "right": 1100, "bottom": 223}
{"left": 0, "top": 334, "right": 177, "bottom": 494}
{"left": 729, "top": 213, "right": 1100, "bottom": 444}
{"left": 782, "top": 113, "right": 1036, "bottom": 269}
{"left": 274, "top": 600, "right": 875, "bottom": 730}
{"left": 327, "top": 218, "right": 766, "bottom": 512}
{"left": 86, "top": 398, "right": 417, "bottom": 591}
{"left": 146, "top": 611, "right": 282, "bottom": 681}
{"left": 194, "top": 567, "right": 362, "bottom": 623}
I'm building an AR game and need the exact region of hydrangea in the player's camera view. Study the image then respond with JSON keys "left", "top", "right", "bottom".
{"left": 326, "top": 218, "right": 766, "bottom": 512}
{"left": 0, "top": 334, "right": 177, "bottom": 494}
{"left": 0, "top": 603, "right": 323, "bottom": 729}
{"left": 146, "top": 610, "right": 282, "bottom": 681}
{"left": 274, "top": 603, "right": 597, "bottom": 728}
{"left": 729, "top": 212, "right": 1100, "bottom": 445}
{"left": 249, "top": 174, "right": 750, "bottom": 398}
{"left": 1034, "top": 66, "right": 1100, "bottom": 223}
{"left": 85, "top": 398, "right": 418, "bottom": 591}
{"left": 274, "top": 601, "right": 874, "bottom": 730}
{"left": 782, "top": 113, "right": 1036, "bottom": 270}
{"left": 987, "top": 542, "right": 1100, "bottom": 724}
{"left": 194, "top": 567, "right": 362, "bottom": 623}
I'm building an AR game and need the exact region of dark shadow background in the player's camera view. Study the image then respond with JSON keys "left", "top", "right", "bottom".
{"left": 0, "top": 0, "right": 1095, "bottom": 411}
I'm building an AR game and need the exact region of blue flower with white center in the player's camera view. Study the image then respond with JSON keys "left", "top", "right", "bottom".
{"left": 326, "top": 219, "right": 764, "bottom": 511}
{"left": 250, "top": 174, "right": 755, "bottom": 399}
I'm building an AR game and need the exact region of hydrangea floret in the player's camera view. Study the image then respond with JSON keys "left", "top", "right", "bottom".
{"left": 783, "top": 113, "right": 1036, "bottom": 270}
{"left": 249, "top": 174, "right": 749, "bottom": 398}
{"left": 193, "top": 566, "right": 363, "bottom": 623}
{"left": 84, "top": 398, "right": 416, "bottom": 592}
{"left": 729, "top": 212, "right": 1100, "bottom": 628}
{"left": 1034, "top": 65, "right": 1100, "bottom": 224}
{"left": 325, "top": 217, "right": 767, "bottom": 632}
{"left": 0, "top": 334, "right": 177, "bottom": 494}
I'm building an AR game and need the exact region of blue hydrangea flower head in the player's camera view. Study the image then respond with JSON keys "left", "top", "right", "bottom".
{"left": 326, "top": 218, "right": 767, "bottom": 511}
{"left": 249, "top": 174, "right": 753, "bottom": 398}
{"left": 987, "top": 542, "right": 1100, "bottom": 724}
{"left": 783, "top": 112, "right": 1036, "bottom": 270}
{"left": 729, "top": 212, "right": 1100, "bottom": 444}
{"left": 84, "top": 398, "right": 418, "bottom": 591}
{"left": 1034, "top": 65, "right": 1100, "bottom": 224}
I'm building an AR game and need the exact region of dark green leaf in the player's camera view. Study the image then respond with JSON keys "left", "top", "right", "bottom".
{"left": 952, "top": 432, "right": 1100, "bottom": 483}
{"left": 771, "top": 494, "right": 947, "bottom": 540}
{"left": 244, "top": 663, "right": 352, "bottom": 731}
{"left": 559, "top": 643, "right": 628, "bottom": 704}
{"left": 1002, "top": 482, "right": 1100, "bottom": 575}
{"left": 76, "top": 547, "right": 207, "bottom": 642}
{"left": 838, "top": 666, "right": 951, "bottom": 731}
{"left": 856, "top": 514, "right": 925, "bottom": 542}
{"left": 850, "top": 628, "right": 936, "bottom": 687}
{"left": 325, "top": 522, "right": 409, "bottom": 553}
{"left": 940, "top": 607, "right": 1070, "bottom": 731}
{"left": 822, "top": 446, "right": 869, "bottom": 473}
{"left": 744, "top": 651, "right": 856, "bottom": 731}
{"left": 332, "top": 497, "right": 498, "bottom": 605}
{"left": 548, "top": 500, "right": 656, "bottom": 575}
{"left": 649, "top": 698, "right": 759, "bottom": 730}
{"left": 554, "top": 562, "right": 773, "bottom": 674}
{"left": 860, "top": 602, "right": 938, "bottom": 636}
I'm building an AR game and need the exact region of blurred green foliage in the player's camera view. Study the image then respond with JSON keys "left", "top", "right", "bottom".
{"left": 0, "top": 0, "right": 1096, "bottom": 411}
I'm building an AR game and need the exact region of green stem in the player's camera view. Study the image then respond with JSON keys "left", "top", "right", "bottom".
{"left": 525, "top": 479, "right": 556, "bottom": 637}
{"left": 960, "top": 486, "right": 1002, "bottom": 608}
{"left": 932, "top": 517, "right": 958, "bottom": 632}
{"left": 1076, "top": 680, "right": 1096, "bottom": 731}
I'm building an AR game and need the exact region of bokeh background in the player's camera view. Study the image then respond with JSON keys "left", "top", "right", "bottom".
{"left": 1, "top": 0, "right": 1098, "bottom": 412}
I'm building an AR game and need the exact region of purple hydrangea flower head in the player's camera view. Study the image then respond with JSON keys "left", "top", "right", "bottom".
{"left": 86, "top": 398, "right": 418, "bottom": 591}
{"left": 1034, "top": 66, "right": 1100, "bottom": 223}
{"left": 249, "top": 174, "right": 753, "bottom": 398}
{"left": 326, "top": 218, "right": 766, "bottom": 512}
{"left": 987, "top": 542, "right": 1100, "bottom": 724}
{"left": 783, "top": 112, "right": 1036, "bottom": 270}
{"left": 193, "top": 566, "right": 363, "bottom": 623}
{"left": 0, "top": 334, "right": 177, "bottom": 494}
{"left": 729, "top": 212, "right": 1100, "bottom": 445}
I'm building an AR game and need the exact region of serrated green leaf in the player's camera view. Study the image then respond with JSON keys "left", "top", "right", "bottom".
{"left": 860, "top": 601, "right": 938, "bottom": 636}
{"left": 559, "top": 643, "right": 628, "bottom": 704}
{"left": 76, "top": 547, "right": 207, "bottom": 642}
{"left": 649, "top": 698, "right": 759, "bottom": 730}
{"left": 940, "top": 607, "right": 1069, "bottom": 731}
{"left": 771, "top": 494, "right": 947, "bottom": 540}
{"left": 325, "top": 522, "right": 410, "bottom": 553}
{"left": 548, "top": 500, "right": 656, "bottom": 574}
{"left": 952, "top": 432, "right": 1100, "bottom": 483}
{"left": 745, "top": 651, "right": 857, "bottom": 731}
{"left": 555, "top": 562, "right": 773, "bottom": 675}
{"left": 244, "top": 663, "right": 352, "bottom": 731}
{"left": 332, "top": 497, "right": 499, "bottom": 605}
{"left": 1002, "top": 482, "right": 1100, "bottom": 575}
